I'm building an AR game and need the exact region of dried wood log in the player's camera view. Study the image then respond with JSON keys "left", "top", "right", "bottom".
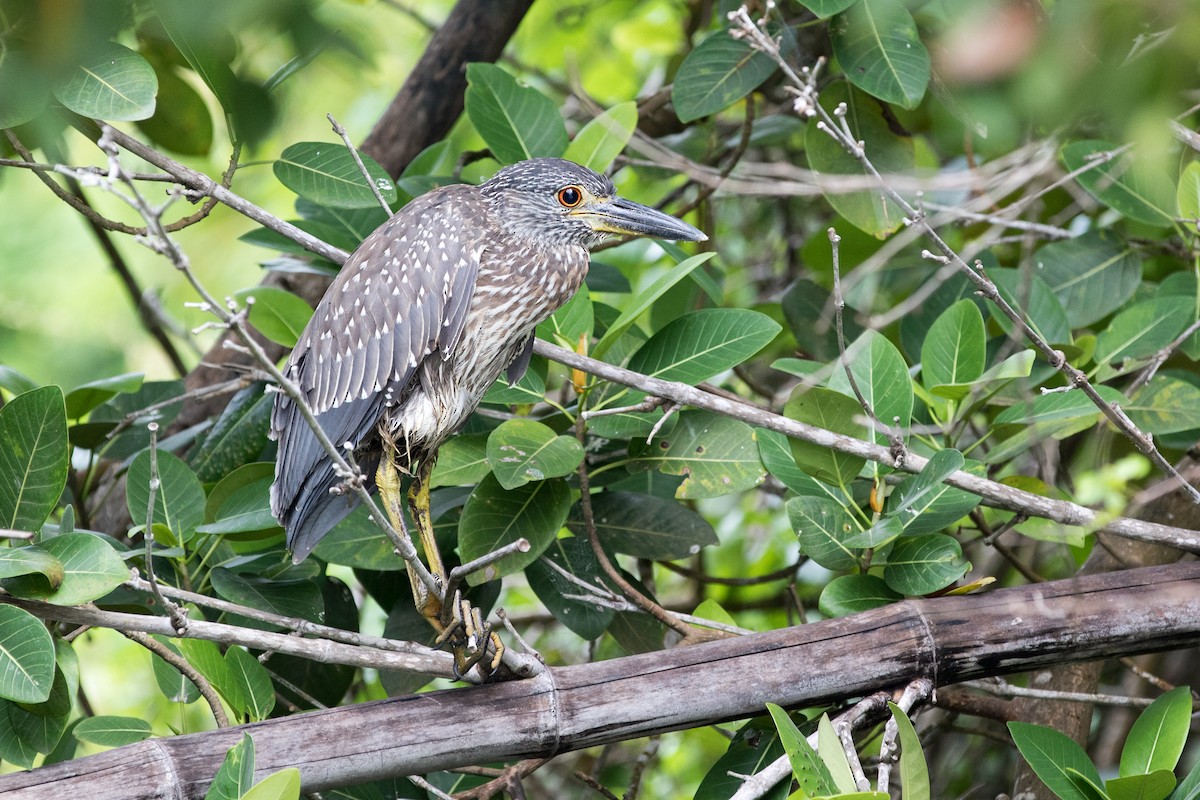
{"left": 3, "top": 562, "right": 1198, "bottom": 799}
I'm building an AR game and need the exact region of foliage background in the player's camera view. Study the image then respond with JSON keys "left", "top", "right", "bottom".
{"left": 2, "top": 0, "right": 1200, "bottom": 798}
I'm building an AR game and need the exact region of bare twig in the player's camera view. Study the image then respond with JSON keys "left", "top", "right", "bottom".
{"left": 327, "top": 114, "right": 394, "bottom": 215}
{"left": 121, "top": 629, "right": 230, "bottom": 727}
{"left": 728, "top": 5, "right": 1200, "bottom": 505}
{"left": 536, "top": 339, "right": 1200, "bottom": 551}
{"left": 575, "top": 416, "right": 692, "bottom": 638}
{"left": 140, "top": 422, "right": 189, "bottom": 634}
{"left": 2, "top": 594, "right": 455, "bottom": 677}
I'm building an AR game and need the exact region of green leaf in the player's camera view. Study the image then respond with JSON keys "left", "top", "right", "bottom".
{"left": 1095, "top": 298, "right": 1193, "bottom": 367}
{"left": 766, "top": 703, "right": 834, "bottom": 797}
{"left": 832, "top": 0, "right": 930, "bottom": 108}
{"left": 87, "top": 380, "right": 185, "bottom": 458}
{"left": 1009, "top": 721, "right": 1107, "bottom": 800}
{"left": 591, "top": 252, "right": 716, "bottom": 360}
{"left": 2, "top": 534, "right": 128, "bottom": 606}
{"left": 1036, "top": 232, "right": 1143, "bottom": 328}
{"left": 695, "top": 718, "right": 788, "bottom": 800}
{"left": 1108, "top": 772, "right": 1177, "bottom": 800}
{"left": 312, "top": 506, "right": 399, "bottom": 570}
{"left": 817, "top": 713, "right": 858, "bottom": 793}
{"left": 756, "top": 428, "right": 835, "bottom": 497}
{"left": 465, "top": 63, "right": 568, "bottom": 163}
{"left": 828, "top": 330, "right": 913, "bottom": 443}
{"left": 526, "top": 535, "right": 615, "bottom": 640}
{"left": 988, "top": 386, "right": 1127, "bottom": 464}
{"left": 0, "top": 605, "right": 55, "bottom": 704}
{"left": 0, "top": 546, "right": 63, "bottom": 585}
{"left": 1178, "top": 162, "right": 1200, "bottom": 221}
{"left": 885, "top": 451, "right": 981, "bottom": 535}
{"left": 72, "top": 715, "right": 152, "bottom": 747}
{"left": 1120, "top": 686, "right": 1192, "bottom": 777}
{"left": 204, "top": 733, "right": 256, "bottom": 800}
{"left": 628, "top": 411, "right": 765, "bottom": 499}
{"left": 672, "top": 29, "right": 777, "bottom": 122}
{"left": 178, "top": 638, "right": 244, "bottom": 715}
{"left": 233, "top": 287, "right": 315, "bottom": 348}
{"left": 0, "top": 49, "right": 50, "bottom": 128}
{"left": 537, "top": 284, "right": 594, "bottom": 347}
{"left": 189, "top": 384, "right": 274, "bottom": 483}
{"left": 225, "top": 646, "right": 275, "bottom": 722}
{"left": 243, "top": 768, "right": 301, "bottom": 800}
{"left": 430, "top": 434, "right": 492, "bottom": 489}
{"left": 800, "top": 0, "right": 859, "bottom": 17}
{"left": 150, "top": 638, "right": 199, "bottom": 704}
{"left": 563, "top": 102, "right": 637, "bottom": 172}
{"left": 922, "top": 301, "right": 985, "bottom": 391}
{"left": 210, "top": 568, "right": 325, "bottom": 626}
{"left": 273, "top": 142, "right": 397, "bottom": 210}
{"left": 783, "top": 387, "right": 867, "bottom": 486}
{"left": 626, "top": 309, "right": 781, "bottom": 384}
{"left": 135, "top": 48, "right": 214, "bottom": 156}
{"left": 883, "top": 534, "right": 969, "bottom": 595}
{"left": 786, "top": 495, "right": 860, "bottom": 570}
{"left": 0, "top": 366, "right": 38, "bottom": 398}
{"left": 990, "top": 269, "right": 1072, "bottom": 346}
{"left": 485, "top": 419, "right": 585, "bottom": 490}
{"left": 0, "top": 386, "right": 68, "bottom": 534}
{"left": 53, "top": 41, "right": 158, "bottom": 121}
{"left": 567, "top": 491, "right": 718, "bottom": 560}
{"left": 126, "top": 449, "right": 207, "bottom": 543}
{"left": 805, "top": 83, "right": 914, "bottom": 236}
{"left": 0, "top": 695, "right": 69, "bottom": 758}
{"left": 154, "top": 1, "right": 275, "bottom": 144}
{"left": 819, "top": 573, "right": 902, "bottom": 617}
{"left": 64, "top": 373, "right": 144, "bottom": 420}
{"left": 1134, "top": 375, "right": 1200, "bottom": 433}
{"left": 1171, "top": 754, "right": 1200, "bottom": 800}
{"left": 930, "top": 349, "right": 1035, "bottom": 401}
{"left": 458, "top": 475, "right": 572, "bottom": 585}
{"left": 1061, "top": 140, "right": 1176, "bottom": 227}
{"left": 484, "top": 355, "right": 548, "bottom": 405}
{"left": 889, "top": 703, "right": 932, "bottom": 800}
{"left": 199, "top": 463, "right": 278, "bottom": 537}
{"left": 841, "top": 514, "right": 903, "bottom": 549}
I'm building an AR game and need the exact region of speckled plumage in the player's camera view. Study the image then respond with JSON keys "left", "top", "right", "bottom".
{"left": 270, "top": 158, "right": 704, "bottom": 559}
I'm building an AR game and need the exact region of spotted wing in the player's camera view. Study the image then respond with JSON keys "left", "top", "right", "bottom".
{"left": 270, "top": 185, "right": 489, "bottom": 558}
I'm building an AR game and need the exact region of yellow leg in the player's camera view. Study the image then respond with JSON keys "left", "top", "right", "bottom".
{"left": 408, "top": 458, "right": 445, "bottom": 583}
{"left": 376, "top": 448, "right": 442, "bottom": 623}
{"left": 381, "top": 450, "right": 504, "bottom": 677}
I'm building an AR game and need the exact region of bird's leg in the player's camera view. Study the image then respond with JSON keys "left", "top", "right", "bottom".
{"left": 375, "top": 443, "right": 442, "bottom": 622}
{"left": 407, "top": 456, "right": 445, "bottom": 584}
{"left": 410, "top": 456, "right": 504, "bottom": 676}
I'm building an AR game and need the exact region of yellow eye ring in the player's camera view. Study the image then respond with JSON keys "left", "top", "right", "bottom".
{"left": 556, "top": 185, "right": 584, "bottom": 208}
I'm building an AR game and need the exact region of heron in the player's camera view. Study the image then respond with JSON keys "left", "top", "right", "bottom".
{"left": 270, "top": 157, "right": 706, "bottom": 673}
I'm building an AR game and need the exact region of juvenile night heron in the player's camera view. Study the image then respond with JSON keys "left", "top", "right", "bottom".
{"left": 270, "top": 157, "right": 705, "bottom": 672}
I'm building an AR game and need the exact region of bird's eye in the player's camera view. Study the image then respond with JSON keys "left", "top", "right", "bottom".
{"left": 556, "top": 186, "right": 584, "bottom": 208}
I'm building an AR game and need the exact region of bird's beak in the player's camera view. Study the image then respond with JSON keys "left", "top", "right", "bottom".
{"left": 574, "top": 197, "right": 708, "bottom": 242}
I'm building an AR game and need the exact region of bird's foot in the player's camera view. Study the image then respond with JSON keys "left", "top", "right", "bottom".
{"left": 434, "top": 590, "right": 504, "bottom": 679}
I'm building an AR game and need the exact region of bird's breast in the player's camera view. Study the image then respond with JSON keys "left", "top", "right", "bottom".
{"left": 384, "top": 241, "right": 588, "bottom": 449}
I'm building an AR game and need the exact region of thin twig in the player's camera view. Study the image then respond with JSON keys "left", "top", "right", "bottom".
{"left": 141, "top": 422, "right": 189, "bottom": 633}
{"left": 575, "top": 416, "right": 692, "bottom": 638}
{"left": 121, "top": 629, "right": 229, "bottom": 727}
{"left": 731, "top": 5, "right": 1200, "bottom": 505}
{"left": 2, "top": 594, "right": 455, "bottom": 677}
{"left": 535, "top": 340, "right": 1200, "bottom": 551}
{"left": 963, "top": 677, "right": 1172, "bottom": 708}
{"left": 327, "top": 114, "right": 394, "bottom": 215}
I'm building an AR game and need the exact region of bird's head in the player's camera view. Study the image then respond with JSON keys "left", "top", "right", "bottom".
{"left": 481, "top": 158, "right": 707, "bottom": 249}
